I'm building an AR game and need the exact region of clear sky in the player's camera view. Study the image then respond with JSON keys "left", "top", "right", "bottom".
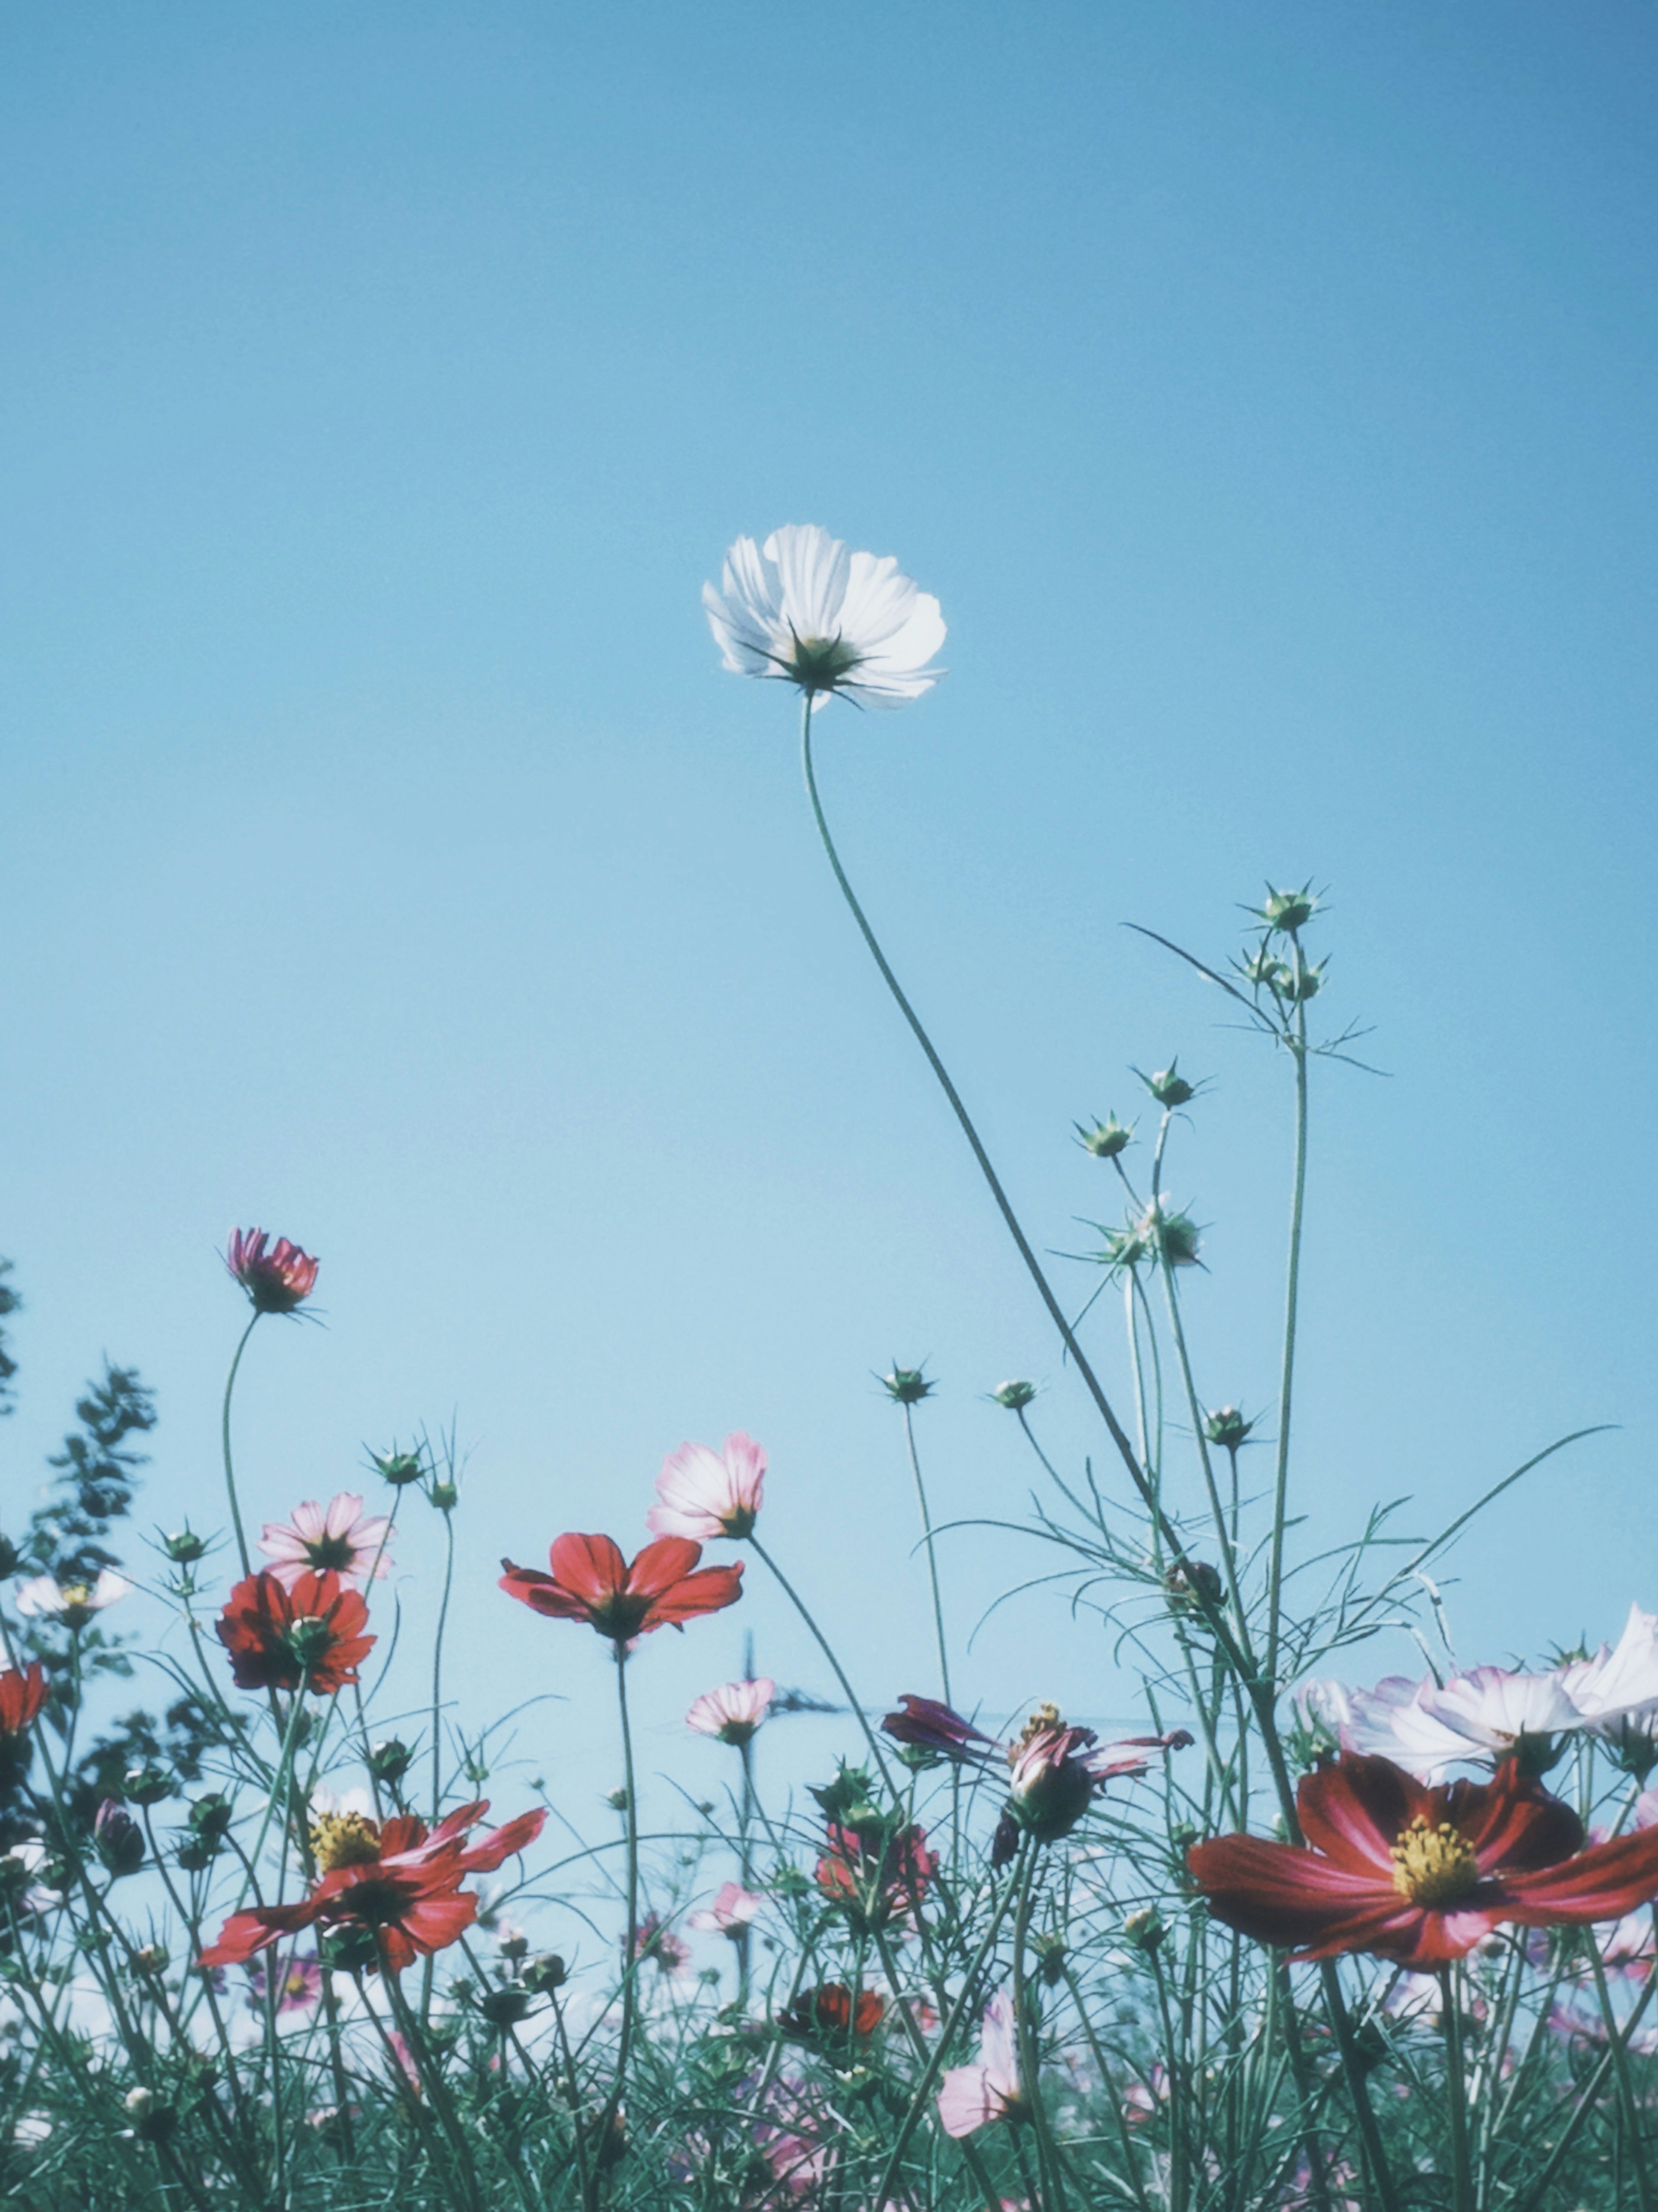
{"left": 3, "top": 4, "right": 1656, "bottom": 1846}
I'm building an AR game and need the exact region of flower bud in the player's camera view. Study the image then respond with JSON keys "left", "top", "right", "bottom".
{"left": 990, "top": 1380, "right": 1038, "bottom": 1411}
{"left": 1261, "top": 886, "right": 1316, "bottom": 935}
{"left": 430, "top": 1482, "right": 458, "bottom": 1512}
{"left": 1240, "top": 948, "right": 1289, "bottom": 991}
{"left": 1164, "top": 1560, "right": 1224, "bottom": 1615}
{"left": 94, "top": 1801, "right": 144, "bottom": 1878}
{"left": 322, "top": 1923, "right": 383, "bottom": 1974}
{"left": 368, "top": 1738, "right": 413, "bottom": 1786}
{"left": 373, "top": 1451, "right": 425, "bottom": 1488}
{"left": 522, "top": 1952, "right": 567, "bottom": 1995}
{"left": 1202, "top": 1406, "right": 1253, "bottom": 1453}
{"left": 1034, "top": 1932, "right": 1067, "bottom": 1986}
{"left": 133, "top": 1943, "right": 170, "bottom": 1975}
{"left": 1122, "top": 1908, "right": 1166, "bottom": 1954}
{"left": 499, "top": 1932, "right": 528, "bottom": 1962}
{"left": 480, "top": 1987, "right": 532, "bottom": 2026}
{"left": 1138, "top": 1062, "right": 1197, "bottom": 1108}
{"left": 123, "top": 1765, "right": 172, "bottom": 1807}
{"left": 163, "top": 1528, "right": 209, "bottom": 1565}
{"left": 0, "top": 1534, "right": 21, "bottom": 1580}
{"left": 1282, "top": 959, "right": 1324, "bottom": 1002}
{"left": 124, "top": 2087, "right": 156, "bottom": 2120}
{"left": 604, "top": 1786, "right": 630, "bottom": 1813}
{"left": 1075, "top": 1115, "right": 1133, "bottom": 1159}
{"left": 880, "top": 1366, "right": 934, "bottom": 1406}
{"left": 1143, "top": 1199, "right": 1201, "bottom": 1269}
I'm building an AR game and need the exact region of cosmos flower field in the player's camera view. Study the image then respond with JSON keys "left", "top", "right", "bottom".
{"left": 4, "top": 527, "right": 1656, "bottom": 2211}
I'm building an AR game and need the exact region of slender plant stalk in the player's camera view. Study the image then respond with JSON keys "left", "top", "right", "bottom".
{"left": 1587, "top": 1939, "right": 1655, "bottom": 2212}
{"left": 749, "top": 1531, "right": 896, "bottom": 1789}
{"left": 220, "top": 1310, "right": 261, "bottom": 1578}
{"left": 1442, "top": 1966, "right": 1474, "bottom": 2212}
{"left": 596, "top": 1647, "right": 640, "bottom": 2163}
{"left": 900, "top": 1399, "right": 952, "bottom": 1707}
{"left": 1010, "top": 1841, "right": 1066, "bottom": 2212}
{"left": 1264, "top": 946, "right": 1310, "bottom": 1692}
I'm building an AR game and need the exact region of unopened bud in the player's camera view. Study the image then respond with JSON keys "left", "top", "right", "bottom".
{"left": 1202, "top": 1407, "right": 1253, "bottom": 1453}
{"left": 1075, "top": 1115, "right": 1133, "bottom": 1160}
{"left": 604, "top": 1786, "right": 630, "bottom": 1813}
{"left": 0, "top": 1534, "right": 19, "bottom": 1580}
{"left": 990, "top": 1380, "right": 1037, "bottom": 1411}
{"left": 1033, "top": 1932, "right": 1067, "bottom": 1985}
{"left": 1240, "top": 948, "right": 1290, "bottom": 991}
{"left": 499, "top": 1933, "right": 529, "bottom": 1962}
{"left": 430, "top": 1482, "right": 458, "bottom": 1512}
{"left": 1282, "top": 959, "right": 1324, "bottom": 1002}
{"left": 368, "top": 1738, "right": 412, "bottom": 1786}
{"left": 522, "top": 1952, "right": 567, "bottom": 1994}
{"left": 94, "top": 1801, "right": 144, "bottom": 1878}
{"left": 124, "top": 2087, "right": 156, "bottom": 2119}
{"left": 1164, "top": 1560, "right": 1224, "bottom": 1614}
{"left": 480, "top": 1987, "right": 532, "bottom": 2025}
{"left": 373, "top": 1451, "right": 425, "bottom": 1488}
{"left": 163, "top": 1528, "right": 209, "bottom": 1565}
{"left": 1138, "top": 1062, "right": 1197, "bottom": 1108}
{"left": 123, "top": 1765, "right": 172, "bottom": 1807}
{"left": 1260, "top": 885, "right": 1316, "bottom": 935}
{"left": 880, "top": 1366, "right": 934, "bottom": 1406}
{"left": 1122, "top": 1908, "right": 1166, "bottom": 1954}
{"left": 132, "top": 1943, "right": 170, "bottom": 1975}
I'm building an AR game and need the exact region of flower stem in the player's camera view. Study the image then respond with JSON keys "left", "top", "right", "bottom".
{"left": 1442, "top": 1966, "right": 1474, "bottom": 2212}
{"left": 220, "top": 1312, "right": 260, "bottom": 1579}
{"left": 748, "top": 1532, "right": 895, "bottom": 1791}
{"left": 598, "top": 1647, "right": 640, "bottom": 2156}
{"left": 1265, "top": 954, "right": 1310, "bottom": 1693}
{"left": 1011, "top": 1840, "right": 1066, "bottom": 2212}
{"left": 900, "top": 1400, "right": 952, "bottom": 1708}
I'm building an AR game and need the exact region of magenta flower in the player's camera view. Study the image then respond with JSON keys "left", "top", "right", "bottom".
{"left": 226, "top": 1228, "right": 320, "bottom": 1315}
{"left": 686, "top": 1676, "right": 775, "bottom": 1746}
{"left": 259, "top": 1495, "right": 394, "bottom": 1591}
{"left": 648, "top": 1432, "right": 766, "bottom": 1541}
{"left": 633, "top": 1913, "right": 690, "bottom": 1974}
{"left": 688, "top": 1881, "right": 762, "bottom": 1939}
{"left": 937, "top": 1989, "right": 1023, "bottom": 2138}
{"left": 246, "top": 1949, "right": 323, "bottom": 2013}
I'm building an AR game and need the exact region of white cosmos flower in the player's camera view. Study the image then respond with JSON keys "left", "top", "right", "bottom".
{"left": 1305, "top": 1665, "right": 1582, "bottom": 1782}
{"left": 703, "top": 524, "right": 946, "bottom": 709}
{"left": 14, "top": 1570, "right": 131, "bottom": 1625}
{"left": 1558, "top": 1604, "right": 1658, "bottom": 1731}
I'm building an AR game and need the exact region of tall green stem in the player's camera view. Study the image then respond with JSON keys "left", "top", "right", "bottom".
{"left": 220, "top": 1312, "right": 261, "bottom": 1578}
{"left": 1442, "top": 1967, "right": 1474, "bottom": 2212}
{"left": 1265, "top": 954, "right": 1310, "bottom": 1692}
{"left": 901, "top": 1400, "right": 952, "bottom": 1707}
{"left": 1011, "top": 1841, "right": 1066, "bottom": 2212}
{"left": 598, "top": 1648, "right": 640, "bottom": 2154}
{"left": 749, "top": 1532, "right": 895, "bottom": 1790}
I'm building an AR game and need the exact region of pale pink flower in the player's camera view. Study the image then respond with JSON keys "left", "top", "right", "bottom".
{"left": 937, "top": 1989, "right": 1023, "bottom": 2138}
{"left": 246, "top": 1949, "right": 323, "bottom": 2013}
{"left": 1307, "top": 1666, "right": 1582, "bottom": 1781}
{"left": 258, "top": 1495, "right": 393, "bottom": 1591}
{"left": 688, "top": 1881, "right": 762, "bottom": 1939}
{"left": 703, "top": 525, "right": 946, "bottom": 711}
{"left": 1560, "top": 1605, "right": 1658, "bottom": 1732}
{"left": 649, "top": 1433, "right": 766, "bottom": 1542}
{"left": 686, "top": 1676, "right": 775, "bottom": 1745}
{"left": 1123, "top": 2064, "right": 1168, "bottom": 2124}
{"left": 633, "top": 1914, "right": 690, "bottom": 1974}
{"left": 226, "top": 1228, "right": 319, "bottom": 1314}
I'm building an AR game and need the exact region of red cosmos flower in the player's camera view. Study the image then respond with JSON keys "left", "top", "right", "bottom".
{"left": 0, "top": 1664, "right": 47, "bottom": 1738}
{"left": 215, "top": 1571, "right": 375, "bottom": 1695}
{"left": 816, "top": 1820, "right": 939, "bottom": 1933}
{"left": 1189, "top": 1752, "right": 1658, "bottom": 1968}
{"left": 498, "top": 1534, "right": 742, "bottom": 1644}
{"left": 199, "top": 1799, "right": 546, "bottom": 1976}
{"left": 778, "top": 1983, "right": 886, "bottom": 2038}
{"left": 226, "top": 1228, "right": 320, "bottom": 1315}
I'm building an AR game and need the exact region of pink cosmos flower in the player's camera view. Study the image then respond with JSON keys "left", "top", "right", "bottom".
{"left": 1302, "top": 1667, "right": 1583, "bottom": 1782}
{"left": 937, "top": 1989, "right": 1023, "bottom": 2138}
{"left": 648, "top": 1432, "right": 766, "bottom": 1541}
{"left": 226, "top": 1229, "right": 320, "bottom": 1315}
{"left": 259, "top": 1495, "right": 393, "bottom": 1591}
{"left": 633, "top": 1914, "right": 690, "bottom": 1974}
{"left": 246, "top": 1949, "right": 323, "bottom": 2013}
{"left": 1561, "top": 1605, "right": 1658, "bottom": 1734}
{"left": 686, "top": 1676, "right": 775, "bottom": 1746}
{"left": 688, "top": 1881, "right": 762, "bottom": 1939}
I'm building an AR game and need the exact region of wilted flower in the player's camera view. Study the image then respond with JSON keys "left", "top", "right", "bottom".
{"left": 703, "top": 523, "right": 946, "bottom": 710}
{"left": 216, "top": 1570, "right": 374, "bottom": 1695}
{"left": 1189, "top": 1752, "right": 1658, "bottom": 1965}
{"left": 686, "top": 1676, "right": 775, "bottom": 1745}
{"left": 500, "top": 1534, "right": 743, "bottom": 1643}
{"left": 989, "top": 1380, "right": 1038, "bottom": 1411}
{"left": 259, "top": 1494, "right": 393, "bottom": 1591}
{"left": 1075, "top": 1115, "right": 1134, "bottom": 1159}
{"left": 648, "top": 1433, "right": 766, "bottom": 1541}
{"left": 0, "top": 1663, "right": 46, "bottom": 1738}
{"left": 937, "top": 1989, "right": 1024, "bottom": 2137}
{"left": 15, "top": 1570, "right": 131, "bottom": 1626}
{"left": 687, "top": 1882, "right": 761, "bottom": 1939}
{"left": 226, "top": 1228, "right": 319, "bottom": 1314}
{"left": 778, "top": 1983, "right": 885, "bottom": 2039}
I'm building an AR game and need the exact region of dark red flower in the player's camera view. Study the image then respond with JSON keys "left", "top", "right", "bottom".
{"left": 215, "top": 1570, "right": 374, "bottom": 1695}
{"left": 816, "top": 1820, "right": 939, "bottom": 1933}
{"left": 199, "top": 1799, "right": 545, "bottom": 1977}
{"left": 0, "top": 1663, "right": 47, "bottom": 1738}
{"left": 883, "top": 1695, "right": 998, "bottom": 1760}
{"left": 499, "top": 1533, "right": 743, "bottom": 1643}
{"left": 779, "top": 1983, "right": 886, "bottom": 2038}
{"left": 1190, "top": 1752, "right": 1658, "bottom": 1967}
{"left": 227, "top": 1228, "right": 320, "bottom": 1315}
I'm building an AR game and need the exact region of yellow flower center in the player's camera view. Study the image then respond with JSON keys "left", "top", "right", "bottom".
{"left": 1012, "top": 1703, "right": 1062, "bottom": 1760}
{"left": 310, "top": 1812, "right": 382, "bottom": 1872}
{"left": 1390, "top": 1816, "right": 1480, "bottom": 1908}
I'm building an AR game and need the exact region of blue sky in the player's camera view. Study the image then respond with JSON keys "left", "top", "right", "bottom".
{"left": 3, "top": 4, "right": 1655, "bottom": 1848}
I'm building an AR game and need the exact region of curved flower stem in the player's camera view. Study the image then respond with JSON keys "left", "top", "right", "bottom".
{"left": 1265, "top": 953, "right": 1310, "bottom": 1693}
{"left": 900, "top": 1401, "right": 952, "bottom": 1708}
{"left": 748, "top": 1533, "right": 895, "bottom": 1792}
{"left": 1011, "top": 1840, "right": 1066, "bottom": 2212}
{"left": 597, "top": 1647, "right": 640, "bottom": 2159}
{"left": 221, "top": 1312, "right": 261, "bottom": 1579}
{"left": 1155, "top": 1251, "right": 1254, "bottom": 1665}
{"left": 1587, "top": 1939, "right": 1655, "bottom": 2212}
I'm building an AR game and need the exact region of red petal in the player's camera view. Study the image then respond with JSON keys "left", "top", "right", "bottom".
{"left": 1297, "top": 1756, "right": 1428, "bottom": 1876}
{"left": 548, "top": 1534, "right": 629, "bottom": 1607}
{"left": 1454, "top": 1761, "right": 1584, "bottom": 1875}
{"left": 1501, "top": 1829, "right": 1658, "bottom": 1925}
{"left": 625, "top": 1537, "right": 705, "bottom": 1600}
{"left": 458, "top": 1807, "right": 547, "bottom": 1872}
{"left": 642, "top": 1561, "right": 744, "bottom": 1628}
{"left": 499, "top": 1562, "right": 589, "bottom": 1620}
{"left": 198, "top": 1901, "right": 315, "bottom": 1967}
{"left": 1190, "top": 1832, "right": 1394, "bottom": 1952}
{"left": 396, "top": 1887, "right": 479, "bottom": 1957}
